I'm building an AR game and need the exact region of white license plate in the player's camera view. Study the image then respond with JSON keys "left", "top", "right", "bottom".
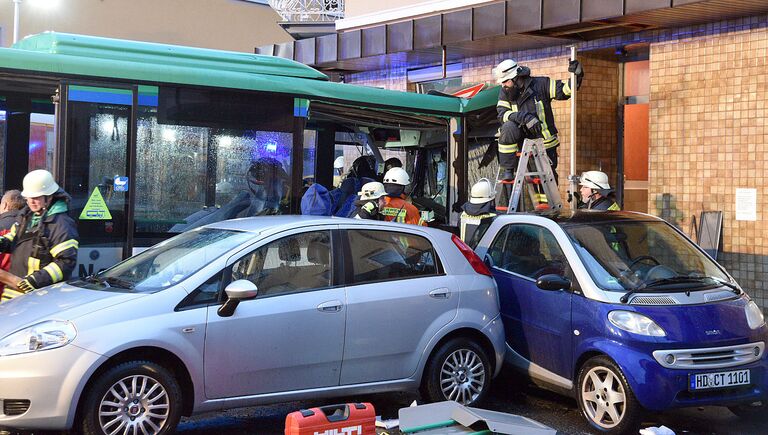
{"left": 690, "top": 369, "right": 750, "bottom": 390}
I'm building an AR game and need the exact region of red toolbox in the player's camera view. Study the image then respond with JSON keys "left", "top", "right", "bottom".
{"left": 285, "top": 402, "right": 376, "bottom": 435}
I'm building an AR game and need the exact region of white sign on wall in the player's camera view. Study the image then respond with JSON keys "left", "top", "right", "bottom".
{"left": 735, "top": 188, "right": 757, "bottom": 221}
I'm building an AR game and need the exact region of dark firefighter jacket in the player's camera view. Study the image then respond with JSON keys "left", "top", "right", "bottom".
{"left": 460, "top": 201, "right": 497, "bottom": 244}
{"left": 497, "top": 68, "right": 573, "bottom": 152}
{"left": 581, "top": 196, "right": 620, "bottom": 211}
{"left": 0, "top": 197, "right": 79, "bottom": 300}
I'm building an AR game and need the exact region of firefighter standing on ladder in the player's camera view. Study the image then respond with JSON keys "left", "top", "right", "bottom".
{"left": 494, "top": 58, "right": 584, "bottom": 182}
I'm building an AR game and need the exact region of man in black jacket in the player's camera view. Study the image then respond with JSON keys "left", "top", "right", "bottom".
{"left": 494, "top": 58, "right": 583, "bottom": 180}
{"left": 0, "top": 170, "right": 79, "bottom": 301}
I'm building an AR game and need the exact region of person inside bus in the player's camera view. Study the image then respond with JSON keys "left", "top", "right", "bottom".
{"left": 379, "top": 167, "right": 426, "bottom": 226}
{"left": 0, "top": 170, "right": 79, "bottom": 301}
{"left": 384, "top": 157, "right": 402, "bottom": 174}
{"left": 0, "top": 190, "right": 25, "bottom": 299}
{"left": 351, "top": 182, "right": 387, "bottom": 220}
{"left": 329, "top": 155, "right": 377, "bottom": 217}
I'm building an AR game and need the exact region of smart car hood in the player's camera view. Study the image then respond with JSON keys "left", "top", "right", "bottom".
{"left": 0, "top": 282, "right": 145, "bottom": 337}
{"left": 635, "top": 296, "right": 757, "bottom": 344}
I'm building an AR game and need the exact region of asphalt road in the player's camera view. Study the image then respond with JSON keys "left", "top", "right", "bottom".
{"left": 5, "top": 372, "right": 765, "bottom": 434}
{"left": 176, "top": 372, "right": 767, "bottom": 435}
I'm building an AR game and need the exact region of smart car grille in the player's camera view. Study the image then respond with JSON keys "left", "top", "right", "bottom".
{"left": 2, "top": 399, "right": 30, "bottom": 416}
{"left": 653, "top": 342, "right": 765, "bottom": 369}
{"left": 629, "top": 296, "right": 678, "bottom": 305}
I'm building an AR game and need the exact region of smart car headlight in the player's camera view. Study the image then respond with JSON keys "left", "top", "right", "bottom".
{"left": 0, "top": 320, "right": 77, "bottom": 357}
{"left": 608, "top": 310, "right": 666, "bottom": 337}
{"left": 745, "top": 301, "right": 765, "bottom": 330}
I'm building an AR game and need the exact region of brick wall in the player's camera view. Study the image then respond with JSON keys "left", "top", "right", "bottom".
{"left": 649, "top": 25, "right": 768, "bottom": 306}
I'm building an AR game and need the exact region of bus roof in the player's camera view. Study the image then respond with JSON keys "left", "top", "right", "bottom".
{"left": 1, "top": 32, "right": 466, "bottom": 116}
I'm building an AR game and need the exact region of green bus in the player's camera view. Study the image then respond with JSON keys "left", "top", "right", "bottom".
{"left": 0, "top": 32, "right": 498, "bottom": 274}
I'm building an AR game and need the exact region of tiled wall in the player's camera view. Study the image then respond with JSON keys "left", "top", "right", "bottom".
{"left": 346, "top": 14, "right": 768, "bottom": 307}
{"left": 649, "top": 24, "right": 768, "bottom": 307}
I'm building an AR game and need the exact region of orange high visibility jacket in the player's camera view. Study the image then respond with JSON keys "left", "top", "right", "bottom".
{"left": 379, "top": 195, "right": 426, "bottom": 226}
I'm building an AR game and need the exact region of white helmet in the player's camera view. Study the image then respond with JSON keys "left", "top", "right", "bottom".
{"left": 22, "top": 169, "right": 60, "bottom": 198}
{"left": 494, "top": 59, "right": 520, "bottom": 84}
{"left": 358, "top": 182, "right": 386, "bottom": 200}
{"left": 469, "top": 178, "right": 495, "bottom": 204}
{"left": 579, "top": 170, "right": 611, "bottom": 190}
{"left": 333, "top": 156, "right": 345, "bottom": 169}
{"left": 383, "top": 167, "right": 410, "bottom": 186}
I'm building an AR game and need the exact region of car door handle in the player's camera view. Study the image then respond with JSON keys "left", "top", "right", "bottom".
{"left": 317, "top": 300, "right": 343, "bottom": 312}
{"left": 429, "top": 288, "right": 451, "bottom": 299}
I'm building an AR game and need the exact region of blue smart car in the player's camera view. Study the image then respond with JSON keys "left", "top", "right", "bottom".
{"left": 472, "top": 211, "right": 767, "bottom": 433}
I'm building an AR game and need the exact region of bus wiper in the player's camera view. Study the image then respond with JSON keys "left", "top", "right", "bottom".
{"left": 620, "top": 276, "right": 710, "bottom": 303}
{"left": 104, "top": 276, "right": 135, "bottom": 289}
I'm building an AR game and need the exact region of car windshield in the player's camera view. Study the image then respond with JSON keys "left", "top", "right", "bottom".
{"left": 565, "top": 220, "right": 729, "bottom": 293}
{"left": 71, "top": 228, "right": 255, "bottom": 293}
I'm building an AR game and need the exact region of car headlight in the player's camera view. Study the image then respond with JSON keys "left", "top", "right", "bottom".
{"left": 0, "top": 320, "right": 77, "bottom": 357}
{"left": 745, "top": 301, "right": 765, "bottom": 330}
{"left": 608, "top": 310, "right": 666, "bottom": 337}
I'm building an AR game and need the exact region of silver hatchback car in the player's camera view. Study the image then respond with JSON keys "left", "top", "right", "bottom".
{"left": 0, "top": 216, "right": 504, "bottom": 435}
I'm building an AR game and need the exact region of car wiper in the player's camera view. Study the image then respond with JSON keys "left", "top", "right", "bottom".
{"left": 620, "top": 276, "right": 711, "bottom": 304}
{"left": 711, "top": 277, "right": 742, "bottom": 295}
{"left": 104, "top": 276, "right": 135, "bottom": 289}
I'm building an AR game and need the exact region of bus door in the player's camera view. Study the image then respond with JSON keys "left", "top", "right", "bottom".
{"left": 62, "top": 84, "right": 137, "bottom": 277}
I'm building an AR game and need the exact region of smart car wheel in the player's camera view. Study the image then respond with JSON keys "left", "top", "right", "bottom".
{"left": 81, "top": 360, "right": 182, "bottom": 435}
{"left": 422, "top": 338, "right": 490, "bottom": 406}
{"left": 577, "top": 356, "right": 642, "bottom": 433}
{"left": 728, "top": 400, "right": 765, "bottom": 420}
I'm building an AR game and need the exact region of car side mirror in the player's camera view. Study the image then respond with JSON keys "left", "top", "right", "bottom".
{"left": 484, "top": 254, "right": 495, "bottom": 269}
{"left": 217, "top": 279, "right": 258, "bottom": 317}
{"left": 536, "top": 274, "right": 571, "bottom": 291}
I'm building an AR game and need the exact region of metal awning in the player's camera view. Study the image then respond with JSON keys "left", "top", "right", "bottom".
{"left": 257, "top": 0, "right": 768, "bottom": 73}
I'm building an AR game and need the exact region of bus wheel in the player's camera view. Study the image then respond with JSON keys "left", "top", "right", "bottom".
{"left": 577, "top": 356, "right": 642, "bottom": 433}
{"left": 81, "top": 360, "right": 182, "bottom": 435}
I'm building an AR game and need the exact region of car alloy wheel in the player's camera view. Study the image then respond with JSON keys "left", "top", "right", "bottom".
{"left": 577, "top": 356, "right": 641, "bottom": 433}
{"left": 98, "top": 374, "right": 170, "bottom": 433}
{"left": 423, "top": 338, "right": 490, "bottom": 406}
{"left": 82, "top": 360, "right": 182, "bottom": 435}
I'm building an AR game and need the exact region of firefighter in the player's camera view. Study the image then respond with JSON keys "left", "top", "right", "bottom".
{"left": 379, "top": 167, "right": 425, "bottom": 226}
{"left": 0, "top": 170, "right": 79, "bottom": 301}
{"left": 350, "top": 181, "right": 386, "bottom": 220}
{"left": 494, "top": 58, "right": 584, "bottom": 181}
{"left": 460, "top": 178, "right": 497, "bottom": 243}
{"left": 578, "top": 170, "right": 620, "bottom": 211}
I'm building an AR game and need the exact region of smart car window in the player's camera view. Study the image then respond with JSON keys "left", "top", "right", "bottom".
{"left": 565, "top": 221, "right": 729, "bottom": 292}
{"left": 347, "top": 230, "right": 437, "bottom": 285}
{"left": 494, "top": 224, "right": 568, "bottom": 279}
{"left": 231, "top": 231, "right": 332, "bottom": 297}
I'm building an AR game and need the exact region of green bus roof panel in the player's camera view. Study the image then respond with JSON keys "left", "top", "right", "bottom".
{"left": 13, "top": 32, "right": 329, "bottom": 82}
{"left": 2, "top": 32, "right": 472, "bottom": 116}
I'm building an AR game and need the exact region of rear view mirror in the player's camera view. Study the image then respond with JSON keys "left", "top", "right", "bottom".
{"left": 536, "top": 274, "right": 571, "bottom": 291}
{"left": 217, "top": 280, "right": 258, "bottom": 317}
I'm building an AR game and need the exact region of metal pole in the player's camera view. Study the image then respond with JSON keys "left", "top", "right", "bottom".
{"left": 13, "top": 0, "right": 22, "bottom": 44}
{"left": 568, "top": 46, "right": 578, "bottom": 209}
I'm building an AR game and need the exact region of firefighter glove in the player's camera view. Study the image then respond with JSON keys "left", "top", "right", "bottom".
{"left": 522, "top": 112, "right": 542, "bottom": 137}
{"left": 17, "top": 276, "right": 37, "bottom": 293}
{"left": 568, "top": 60, "right": 584, "bottom": 89}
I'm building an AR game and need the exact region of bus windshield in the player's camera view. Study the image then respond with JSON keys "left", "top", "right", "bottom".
{"left": 565, "top": 221, "right": 729, "bottom": 292}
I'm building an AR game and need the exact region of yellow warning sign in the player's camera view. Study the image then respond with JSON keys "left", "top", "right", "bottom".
{"left": 79, "top": 187, "right": 113, "bottom": 220}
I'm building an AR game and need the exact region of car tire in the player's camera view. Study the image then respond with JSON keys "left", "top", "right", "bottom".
{"left": 421, "top": 337, "right": 490, "bottom": 406}
{"left": 728, "top": 400, "right": 765, "bottom": 420}
{"left": 81, "top": 360, "right": 183, "bottom": 435}
{"left": 577, "top": 356, "right": 642, "bottom": 433}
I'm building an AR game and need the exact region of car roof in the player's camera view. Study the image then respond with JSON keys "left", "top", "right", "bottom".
{"left": 204, "top": 215, "right": 449, "bottom": 237}
{"left": 493, "top": 210, "right": 662, "bottom": 226}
